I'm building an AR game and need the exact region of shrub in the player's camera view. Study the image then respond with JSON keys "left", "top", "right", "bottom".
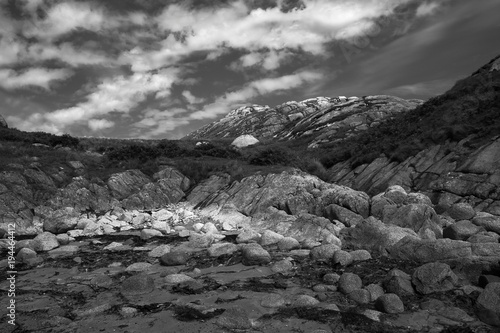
{"left": 249, "top": 147, "right": 298, "bottom": 166}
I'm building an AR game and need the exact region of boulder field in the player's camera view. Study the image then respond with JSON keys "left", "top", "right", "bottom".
{"left": 1, "top": 166, "right": 499, "bottom": 332}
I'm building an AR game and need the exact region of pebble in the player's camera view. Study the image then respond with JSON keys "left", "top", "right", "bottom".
{"left": 293, "top": 295, "right": 320, "bottom": 307}
{"left": 375, "top": 293, "right": 405, "bottom": 313}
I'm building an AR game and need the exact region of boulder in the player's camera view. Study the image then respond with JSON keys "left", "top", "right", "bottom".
{"left": 443, "top": 220, "right": 484, "bottom": 240}
{"left": 187, "top": 174, "right": 231, "bottom": 206}
{"left": 475, "top": 282, "right": 500, "bottom": 327}
{"left": 472, "top": 214, "right": 500, "bottom": 235}
{"left": 338, "top": 273, "right": 362, "bottom": 294}
{"left": 340, "top": 217, "right": 419, "bottom": 255}
{"left": 39, "top": 207, "right": 79, "bottom": 233}
{"left": 153, "top": 166, "right": 190, "bottom": 191}
{"left": 107, "top": 169, "right": 151, "bottom": 200}
{"left": 382, "top": 204, "right": 442, "bottom": 239}
{"left": 310, "top": 244, "right": 341, "bottom": 261}
{"left": 412, "top": 262, "right": 458, "bottom": 294}
{"left": 32, "top": 232, "right": 59, "bottom": 252}
{"left": 120, "top": 274, "right": 155, "bottom": 296}
{"left": 241, "top": 243, "right": 271, "bottom": 265}
{"left": 375, "top": 294, "right": 405, "bottom": 314}
{"left": 389, "top": 236, "right": 472, "bottom": 263}
{"left": 231, "top": 134, "right": 260, "bottom": 148}
{"left": 447, "top": 203, "right": 476, "bottom": 220}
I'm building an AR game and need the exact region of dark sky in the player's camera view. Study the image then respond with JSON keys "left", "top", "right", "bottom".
{"left": 0, "top": 0, "right": 499, "bottom": 139}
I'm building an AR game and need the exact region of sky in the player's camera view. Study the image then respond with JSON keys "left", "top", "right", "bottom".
{"left": 0, "top": 0, "right": 499, "bottom": 139}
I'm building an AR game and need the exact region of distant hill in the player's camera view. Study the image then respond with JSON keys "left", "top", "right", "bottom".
{"left": 184, "top": 96, "right": 423, "bottom": 149}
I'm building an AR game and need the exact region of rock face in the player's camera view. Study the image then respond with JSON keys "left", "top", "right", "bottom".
{"left": 231, "top": 134, "right": 260, "bottom": 148}
{"left": 0, "top": 114, "right": 7, "bottom": 128}
{"left": 185, "top": 96, "right": 421, "bottom": 144}
{"left": 0, "top": 166, "right": 190, "bottom": 235}
{"left": 189, "top": 169, "right": 370, "bottom": 223}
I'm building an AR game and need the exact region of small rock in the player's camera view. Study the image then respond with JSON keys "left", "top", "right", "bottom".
{"left": 188, "top": 233, "right": 214, "bottom": 248}
{"left": 15, "top": 239, "right": 34, "bottom": 252}
{"left": 140, "top": 228, "right": 163, "bottom": 240}
{"left": 241, "top": 243, "right": 271, "bottom": 265}
{"left": 350, "top": 249, "right": 372, "bottom": 262}
{"left": 121, "top": 274, "right": 155, "bottom": 296}
{"left": 192, "top": 222, "right": 204, "bottom": 232}
{"left": 90, "top": 274, "right": 113, "bottom": 288}
{"left": 216, "top": 307, "right": 252, "bottom": 330}
{"left": 120, "top": 306, "right": 138, "bottom": 318}
{"left": 310, "top": 244, "right": 340, "bottom": 261}
{"left": 278, "top": 237, "right": 300, "bottom": 251}
{"left": 260, "top": 230, "right": 284, "bottom": 246}
{"left": 16, "top": 248, "right": 37, "bottom": 263}
{"left": 207, "top": 243, "right": 239, "bottom": 257}
{"left": 385, "top": 269, "right": 414, "bottom": 296}
{"left": 332, "top": 250, "right": 353, "bottom": 266}
{"left": 366, "top": 283, "right": 385, "bottom": 301}
{"left": 125, "top": 262, "right": 152, "bottom": 272}
{"left": 56, "top": 233, "right": 71, "bottom": 245}
{"left": 476, "top": 282, "right": 500, "bottom": 327}
{"left": 293, "top": 295, "right": 320, "bottom": 307}
{"left": 48, "top": 245, "right": 79, "bottom": 258}
{"left": 165, "top": 273, "right": 194, "bottom": 284}
{"left": 160, "top": 251, "right": 190, "bottom": 266}
{"left": 412, "top": 262, "right": 458, "bottom": 295}
{"left": 339, "top": 273, "right": 362, "bottom": 294}
{"left": 32, "top": 232, "right": 59, "bottom": 252}
{"left": 349, "top": 289, "right": 371, "bottom": 304}
{"left": 375, "top": 293, "right": 404, "bottom": 313}
{"left": 148, "top": 244, "right": 171, "bottom": 258}
{"left": 443, "top": 220, "right": 483, "bottom": 240}
{"left": 202, "top": 222, "right": 219, "bottom": 234}
{"left": 302, "top": 239, "right": 322, "bottom": 249}
{"left": 261, "top": 294, "right": 285, "bottom": 308}
{"left": 323, "top": 273, "right": 341, "bottom": 285}
{"left": 236, "top": 229, "right": 261, "bottom": 243}
{"left": 448, "top": 203, "right": 476, "bottom": 220}
{"left": 271, "top": 259, "right": 293, "bottom": 273}
{"left": 289, "top": 249, "right": 310, "bottom": 258}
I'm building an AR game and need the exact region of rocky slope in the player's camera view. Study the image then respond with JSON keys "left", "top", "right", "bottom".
{"left": 185, "top": 96, "right": 422, "bottom": 147}
{"left": 326, "top": 55, "right": 500, "bottom": 211}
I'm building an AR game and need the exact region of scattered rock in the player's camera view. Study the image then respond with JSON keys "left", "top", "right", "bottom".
{"left": 349, "top": 289, "right": 371, "bottom": 304}
{"left": 271, "top": 259, "right": 293, "bottom": 273}
{"left": 261, "top": 294, "right": 286, "bottom": 308}
{"left": 32, "top": 232, "right": 59, "bottom": 252}
{"left": 207, "top": 242, "right": 239, "bottom": 257}
{"left": 443, "top": 220, "right": 484, "bottom": 240}
{"left": 278, "top": 236, "right": 300, "bottom": 251}
{"left": 447, "top": 203, "right": 476, "bottom": 220}
{"left": 475, "top": 282, "right": 500, "bottom": 327}
{"left": 165, "top": 274, "right": 194, "bottom": 284}
{"left": 260, "top": 230, "right": 284, "bottom": 246}
{"left": 412, "top": 262, "right": 458, "bottom": 295}
{"left": 241, "top": 243, "right": 271, "bottom": 265}
{"left": 160, "top": 251, "right": 190, "bottom": 266}
{"left": 140, "top": 228, "right": 163, "bottom": 240}
{"left": 332, "top": 250, "right": 353, "bottom": 266}
{"left": 293, "top": 295, "right": 320, "bottom": 307}
{"left": 339, "top": 273, "right": 362, "bottom": 294}
{"left": 375, "top": 294, "right": 405, "bottom": 314}
{"left": 125, "top": 262, "right": 152, "bottom": 272}
{"left": 148, "top": 244, "right": 170, "bottom": 258}
{"left": 121, "top": 274, "right": 155, "bottom": 296}
{"left": 310, "top": 244, "right": 341, "bottom": 261}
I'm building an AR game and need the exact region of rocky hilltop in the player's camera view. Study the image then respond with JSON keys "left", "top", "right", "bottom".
{"left": 185, "top": 95, "right": 422, "bottom": 147}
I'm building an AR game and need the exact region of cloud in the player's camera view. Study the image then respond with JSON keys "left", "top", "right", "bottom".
{"left": 121, "top": 0, "right": 415, "bottom": 72}
{"left": 416, "top": 2, "right": 441, "bottom": 17}
{"left": 22, "top": 68, "right": 180, "bottom": 133}
{"left": 189, "top": 70, "right": 323, "bottom": 120}
{"left": 231, "top": 49, "right": 293, "bottom": 71}
{"left": 23, "top": 1, "right": 107, "bottom": 40}
{"left": 182, "top": 90, "right": 205, "bottom": 104}
{"left": 88, "top": 119, "right": 115, "bottom": 131}
{"left": 0, "top": 68, "right": 73, "bottom": 90}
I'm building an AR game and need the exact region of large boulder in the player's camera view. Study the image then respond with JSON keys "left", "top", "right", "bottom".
{"left": 340, "top": 217, "right": 419, "bottom": 255}
{"left": 382, "top": 204, "right": 442, "bottom": 239}
{"left": 107, "top": 170, "right": 151, "bottom": 200}
{"left": 194, "top": 170, "right": 369, "bottom": 221}
{"left": 153, "top": 166, "right": 190, "bottom": 191}
{"left": 412, "top": 262, "right": 458, "bottom": 294}
{"left": 231, "top": 135, "right": 259, "bottom": 148}
{"left": 388, "top": 236, "right": 472, "bottom": 263}
{"left": 187, "top": 173, "right": 231, "bottom": 206}
{"left": 476, "top": 282, "right": 500, "bottom": 327}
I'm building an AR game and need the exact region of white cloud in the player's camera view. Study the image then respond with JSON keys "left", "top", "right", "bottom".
{"left": 182, "top": 90, "right": 205, "bottom": 104}
{"left": 189, "top": 70, "right": 323, "bottom": 120}
{"left": 23, "top": 2, "right": 107, "bottom": 40}
{"left": 416, "top": 2, "right": 441, "bottom": 17}
{"left": 232, "top": 49, "right": 293, "bottom": 71}
{"left": 21, "top": 68, "right": 180, "bottom": 133}
{"left": 88, "top": 119, "right": 115, "bottom": 131}
{"left": 122, "top": 0, "right": 413, "bottom": 72}
{"left": 0, "top": 68, "right": 73, "bottom": 90}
